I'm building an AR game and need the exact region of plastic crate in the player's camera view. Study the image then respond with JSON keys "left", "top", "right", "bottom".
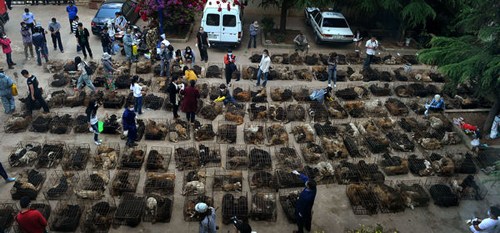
{"left": 62, "top": 143, "right": 91, "bottom": 171}
{"left": 110, "top": 170, "right": 140, "bottom": 196}
{"left": 93, "top": 142, "right": 121, "bottom": 170}
{"left": 118, "top": 144, "right": 147, "bottom": 170}
{"left": 43, "top": 170, "right": 79, "bottom": 200}
{"left": 145, "top": 146, "right": 172, "bottom": 172}
{"left": 226, "top": 145, "right": 249, "bottom": 170}
{"left": 144, "top": 172, "right": 175, "bottom": 195}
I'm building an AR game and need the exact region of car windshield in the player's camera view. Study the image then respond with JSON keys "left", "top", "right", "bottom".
{"left": 323, "top": 18, "right": 348, "bottom": 28}
{"left": 97, "top": 7, "right": 121, "bottom": 18}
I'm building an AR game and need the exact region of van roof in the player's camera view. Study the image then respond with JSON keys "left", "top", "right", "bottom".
{"left": 205, "top": 0, "right": 241, "bottom": 9}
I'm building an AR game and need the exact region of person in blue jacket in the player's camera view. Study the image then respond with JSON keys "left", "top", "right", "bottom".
{"left": 0, "top": 67, "right": 16, "bottom": 114}
{"left": 122, "top": 102, "right": 138, "bottom": 147}
{"left": 66, "top": 1, "right": 78, "bottom": 33}
{"left": 424, "top": 94, "right": 445, "bottom": 116}
{"left": 292, "top": 170, "right": 317, "bottom": 233}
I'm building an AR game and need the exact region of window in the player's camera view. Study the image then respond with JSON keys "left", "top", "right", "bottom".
{"left": 97, "top": 7, "right": 122, "bottom": 18}
{"left": 206, "top": 14, "right": 220, "bottom": 26}
{"left": 323, "top": 18, "right": 349, "bottom": 28}
{"left": 314, "top": 14, "right": 322, "bottom": 26}
{"left": 223, "top": 15, "right": 236, "bottom": 27}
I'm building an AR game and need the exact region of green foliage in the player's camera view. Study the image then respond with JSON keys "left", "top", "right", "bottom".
{"left": 401, "top": 0, "right": 436, "bottom": 28}
{"left": 261, "top": 17, "right": 275, "bottom": 33}
{"left": 275, "top": 32, "right": 286, "bottom": 43}
{"left": 257, "top": 0, "right": 331, "bottom": 31}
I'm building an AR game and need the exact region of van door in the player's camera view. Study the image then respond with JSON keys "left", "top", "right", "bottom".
{"left": 220, "top": 13, "right": 239, "bottom": 43}
{"left": 203, "top": 12, "right": 221, "bottom": 42}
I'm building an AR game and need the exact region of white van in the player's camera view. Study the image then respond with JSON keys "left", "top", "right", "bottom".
{"left": 201, "top": 0, "right": 243, "bottom": 47}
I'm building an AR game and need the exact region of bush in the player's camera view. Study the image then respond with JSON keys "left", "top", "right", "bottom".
{"left": 275, "top": 32, "right": 285, "bottom": 43}
{"left": 261, "top": 17, "right": 275, "bottom": 33}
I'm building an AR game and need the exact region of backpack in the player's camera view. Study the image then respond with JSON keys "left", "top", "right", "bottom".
{"left": 83, "top": 62, "right": 94, "bottom": 75}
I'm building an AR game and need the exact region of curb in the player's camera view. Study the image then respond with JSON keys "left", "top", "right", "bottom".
{"left": 261, "top": 33, "right": 294, "bottom": 49}
{"left": 169, "top": 23, "right": 194, "bottom": 44}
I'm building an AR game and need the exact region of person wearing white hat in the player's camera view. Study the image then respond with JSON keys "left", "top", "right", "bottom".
{"left": 195, "top": 202, "right": 217, "bottom": 233}
{"left": 424, "top": 94, "right": 445, "bottom": 117}
{"left": 102, "top": 53, "right": 117, "bottom": 91}
{"left": 247, "top": 21, "right": 259, "bottom": 49}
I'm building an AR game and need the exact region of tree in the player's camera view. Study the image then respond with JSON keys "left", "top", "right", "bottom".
{"left": 418, "top": 0, "right": 500, "bottom": 134}
{"left": 257, "top": 0, "right": 331, "bottom": 33}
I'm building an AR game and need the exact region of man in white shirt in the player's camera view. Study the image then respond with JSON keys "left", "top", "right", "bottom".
{"left": 469, "top": 206, "right": 499, "bottom": 233}
{"left": 22, "top": 8, "right": 36, "bottom": 32}
{"left": 256, "top": 49, "right": 271, "bottom": 87}
{"left": 363, "top": 36, "right": 378, "bottom": 69}
{"left": 114, "top": 12, "right": 127, "bottom": 33}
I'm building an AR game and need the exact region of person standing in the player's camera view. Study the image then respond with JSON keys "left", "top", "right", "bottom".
{"left": 21, "top": 69, "right": 49, "bottom": 115}
{"left": 22, "top": 8, "right": 35, "bottom": 32}
{"left": 180, "top": 80, "right": 199, "bottom": 123}
{"left": 100, "top": 26, "right": 112, "bottom": 54}
{"left": 256, "top": 49, "right": 270, "bottom": 87}
{"left": 291, "top": 170, "right": 317, "bottom": 233}
{"left": 130, "top": 75, "right": 144, "bottom": 115}
{"left": 363, "top": 36, "right": 378, "bottom": 69}
{"left": 159, "top": 43, "right": 173, "bottom": 77}
{"left": 86, "top": 99, "right": 103, "bottom": 145}
{"left": 74, "top": 56, "right": 96, "bottom": 93}
{"left": 248, "top": 21, "right": 259, "bottom": 49}
{"left": 353, "top": 30, "right": 363, "bottom": 52}
{"left": 223, "top": 49, "right": 237, "bottom": 86}
{"left": 0, "top": 67, "right": 15, "bottom": 114}
{"left": 48, "top": 18, "right": 64, "bottom": 53}
{"left": 32, "top": 23, "right": 49, "bottom": 66}
{"left": 0, "top": 162, "right": 16, "bottom": 183}
{"left": 20, "top": 22, "right": 35, "bottom": 60}
{"left": 327, "top": 52, "right": 338, "bottom": 88}
{"left": 0, "top": 33, "right": 16, "bottom": 69}
{"left": 196, "top": 27, "right": 209, "bottom": 62}
{"left": 145, "top": 22, "right": 159, "bottom": 63}
{"left": 102, "top": 53, "right": 116, "bottom": 91}
{"left": 122, "top": 102, "right": 138, "bottom": 147}
{"left": 113, "top": 12, "right": 127, "bottom": 33}
{"left": 123, "top": 29, "right": 134, "bottom": 63}
{"left": 75, "top": 23, "right": 92, "bottom": 59}
{"left": 166, "top": 76, "right": 182, "bottom": 119}
{"left": 71, "top": 16, "right": 80, "bottom": 37}
{"left": 194, "top": 202, "right": 217, "bottom": 233}
{"left": 15, "top": 196, "right": 47, "bottom": 233}
{"left": 66, "top": 1, "right": 78, "bottom": 32}
{"left": 468, "top": 206, "right": 499, "bottom": 233}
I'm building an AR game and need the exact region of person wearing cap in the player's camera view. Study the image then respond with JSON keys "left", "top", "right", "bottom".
{"left": 0, "top": 67, "right": 16, "bottom": 114}
{"left": 48, "top": 18, "right": 64, "bottom": 53}
{"left": 22, "top": 8, "right": 36, "bottom": 32}
{"left": 123, "top": 29, "right": 134, "bottom": 63}
{"left": 166, "top": 76, "right": 182, "bottom": 119}
{"left": 21, "top": 69, "right": 50, "bottom": 115}
{"left": 224, "top": 49, "right": 237, "bottom": 86}
{"left": 194, "top": 202, "right": 217, "bottom": 233}
{"left": 0, "top": 162, "right": 16, "bottom": 183}
{"left": 66, "top": 1, "right": 78, "bottom": 33}
{"left": 0, "top": 33, "right": 16, "bottom": 69}
{"left": 256, "top": 49, "right": 270, "bottom": 87}
{"left": 294, "top": 32, "right": 309, "bottom": 53}
{"left": 114, "top": 12, "right": 127, "bottom": 33}
{"left": 468, "top": 206, "right": 499, "bottom": 233}
{"left": 74, "top": 56, "right": 96, "bottom": 93}
{"left": 32, "top": 24, "right": 49, "bottom": 66}
{"left": 248, "top": 21, "right": 259, "bottom": 49}
{"left": 424, "top": 94, "right": 445, "bottom": 117}
{"left": 20, "top": 22, "right": 35, "bottom": 60}
{"left": 102, "top": 53, "right": 116, "bottom": 91}
{"left": 180, "top": 80, "right": 200, "bottom": 123}
{"left": 159, "top": 43, "right": 174, "bottom": 77}
{"left": 75, "top": 22, "right": 93, "bottom": 59}
{"left": 291, "top": 170, "right": 317, "bottom": 233}
{"left": 196, "top": 27, "right": 210, "bottom": 62}
{"left": 16, "top": 196, "right": 48, "bottom": 233}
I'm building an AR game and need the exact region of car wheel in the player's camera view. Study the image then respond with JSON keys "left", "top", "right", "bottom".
{"left": 315, "top": 34, "right": 322, "bottom": 44}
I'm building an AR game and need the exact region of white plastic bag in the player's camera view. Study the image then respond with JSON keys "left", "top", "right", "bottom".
{"left": 490, "top": 116, "right": 500, "bottom": 139}
{"left": 123, "top": 130, "right": 129, "bottom": 137}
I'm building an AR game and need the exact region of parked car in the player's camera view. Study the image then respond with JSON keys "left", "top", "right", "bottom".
{"left": 91, "top": 0, "right": 126, "bottom": 35}
{"left": 201, "top": 0, "right": 243, "bottom": 47}
{"left": 304, "top": 7, "right": 354, "bottom": 44}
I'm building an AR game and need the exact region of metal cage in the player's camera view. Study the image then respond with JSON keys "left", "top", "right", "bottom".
{"left": 80, "top": 197, "right": 117, "bottom": 233}
{"left": 93, "top": 142, "right": 121, "bottom": 170}
{"left": 8, "top": 141, "right": 42, "bottom": 167}
{"left": 36, "top": 141, "right": 66, "bottom": 169}
{"left": 143, "top": 193, "right": 174, "bottom": 223}
{"left": 62, "top": 143, "right": 91, "bottom": 171}
{"left": 49, "top": 199, "right": 85, "bottom": 232}
{"left": 174, "top": 143, "right": 200, "bottom": 171}
{"left": 213, "top": 170, "right": 243, "bottom": 192}
{"left": 42, "top": 170, "right": 79, "bottom": 200}
{"left": 113, "top": 193, "right": 145, "bottom": 227}
{"left": 144, "top": 172, "right": 176, "bottom": 195}
{"left": 10, "top": 169, "right": 46, "bottom": 200}
{"left": 111, "top": 170, "right": 140, "bottom": 196}
{"left": 144, "top": 118, "right": 169, "bottom": 141}
{"left": 217, "top": 121, "right": 238, "bottom": 144}
{"left": 266, "top": 123, "right": 289, "bottom": 146}
{"left": 221, "top": 192, "right": 249, "bottom": 225}
{"left": 249, "top": 192, "right": 277, "bottom": 222}
{"left": 145, "top": 146, "right": 172, "bottom": 172}
{"left": 248, "top": 146, "right": 272, "bottom": 171}
{"left": 118, "top": 144, "right": 147, "bottom": 170}
{"left": 75, "top": 170, "right": 110, "bottom": 200}
{"left": 244, "top": 122, "right": 266, "bottom": 145}
{"left": 226, "top": 145, "right": 249, "bottom": 170}
{"left": 193, "top": 119, "right": 216, "bottom": 142}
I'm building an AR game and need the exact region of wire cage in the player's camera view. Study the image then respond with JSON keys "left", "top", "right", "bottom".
{"left": 174, "top": 143, "right": 200, "bottom": 171}
{"left": 73, "top": 112, "right": 91, "bottom": 134}
{"left": 4, "top": 112, "right": 32, "bottom": 133}
{"left": 270, "top": 86, "right": 293, "bottom": 102}
{"left": 221, "top": 192, "right": 249, "bottom": 225}
{"left": 292, "top": 85, "right": 311, "bottom": 102}
{"left": 145, "top": 146, "right": 172, "bottom": 172}
{"left": 302, "top": 161, "right": 336, "bottom": 185}
{"left": 8, "top": 141, "right": 42, "bottom": 167}
{"left": 278, "top": 188, "right": 303, "bottom": 223}
{"left": 49, "top": 199, "right": 85, "bottom": 232}
{"left": 143, "top": 193, "right": 174, "bottom": 223}
{"left": 63, "top": 88, "right": 87, "bottom": 108}
{"left": 363, "top": 133, "right": 390, "bottom": 154}
{"left": 247, "top": 103, "right": 266, "bottom": 122}
{"left": 0, "top": 202, "right": 18, "bottom": 232}
{"left": 308, "top": 102, "right": 330, "bottom": 123}
{"left": 300, "top": 138, "right": 327, "bottom": 164}
{"left": 81, "top": 197, "right": 117, "bottom": 233}
{"left": 224, "top": 102, "right": 246, "bottom": 125}
{"left": 407, "top": 153, "right": 434, "bottom": 177}
{"left": 275, "top": 169, "right": 305, "bottom": 189}
{"left": 248, "top": 146, "right": 273, "bottom": 171}
{"left": 447, "top": 151, "right": 477, "bottom": 174}
{"left": 290, "top": 122, "right": 316, "bottom": 144}
{"left": 48, "top": 71, "right": 70, "bottom": 88}
{"left": 378, "top": 153, "right": 410, "bottom": 176}
{"left": 143, "top": 92, "right": 166, "bottom": 110}
{"left": 144, "top": 118, "right": 169, "bottom": 141}
{"left": 102, "top": 92, "right": 126, "bottom": 109}
{"left": 232, "top": 83, "right": 252, "bottom": 102}
{"left": 43, "top": 170, "right": 79, "bottom": 200}
{"left": 93, "top": 142, "right": 121, "bottom": 170}
{"left": 213, "top": 170, "right": 243, "bottom": 192}
{"left": 169, "top": 119, "right": 192, "bottom": 142}
{"left": 194, "top": 119, "right": 216, "bottom": 142}
{"left": 244, "top": 122, "right": 266, "bottom": 145}
{"left": 354, "top": 158, "right": 386, "bottom": 184}
{"left": 453, "top": 175, "right": 488, "bottom": 201}
{"left": 208, "top": 82, "right": 224, "bottom": 101}
{"left": 249, "top": 170, "right": 276, "bottom": 191}
{"left": 183, "top": 194, "right": 214, "bottom": 222}
{"left": 198, "top": 143, "right": 222, "bottom": 168}
{"left": 346, "top": 183, "right": 379, "bottom": 215}
{"left": 285, "top": 103, "right": 307, "bottom": 122}
{"left": 216, "top": 121, "right": 237, "bottom": 144}
{"left": 62, "top": 143, "right": 91, "bottom": 171}
{"left": 205, "top": 63, "right": 223, "bottom": 79}
{"left": 196, "top": 82, "right": 210, "bottom": 99}
{"left": 36, "top": 141, "right": 66, "bottom": 169}
{"left": 182, "top": 169, "right": 208, "bottom": 196}
{"left": 275, "top": 146, "right": 303, "bottom": 170}
{"left": 371, "top": 182, "right": 406, "bottom": 214}
{"left": 75, "top": 170, "right": 110, "bottom": 200}
{"left": 249, "top": 86, "right": 268, "bottom": 103}
{"left": 46, "top": 88, "right": 68, "bottom": 108}
{"left": 100, "top": 114, "right": 122, "bottom": 135}
{"left": 385, "top": 98, "right": 410, "bottom": 117}
{"left": 119, "top": 144, "right": 147, "bottom": 170}
{"left": 424, "top": 177, "right": 460, "bottom": 207}
{"left": 250, "top": 191, "right": 277, "bottom": 221}
{"left": 110, "top": 170, "right": 140, "bottom": 196}
{"left": 335, "top": 160, "right": 363, "bottom": 185}
{"left": 266, "top": 123, "right": 289, "bottom": 146}
{"left": 267, "top": 103, "right": 288, "bottom": 122}
{"left": 241, "top": 65, "right": 258, "bottom": 80}
{"left": 113, "top": 193, "right": 145, "bottom": 227}
{"left": 325, "top": 100, "right": 349, "bottom": 119}
{"left": 10, "top": 169, "right": 46, "bottom": 200}
{"left": 30, "top": 113, "right": 54, "bottom": 133}
{"left": 144, "top": 172, "right": 176, "bottom": 195}
{"left": 392, "top": 179, "right": 430, "bottom": 208}
{"left": 343, "top": 101, "right": 366, "bottom": 118}
{"left": 385, "top": 131, "right": 415, "bottom": 152}
{"left": 226, "top": 145, "right": 249, "bottom": 170}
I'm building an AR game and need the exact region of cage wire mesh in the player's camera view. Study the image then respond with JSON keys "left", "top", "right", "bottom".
{"left": 385, "top": 131, "right": 415, "bottom": 152}
{"left": 378, "top": 153, "right": 410, "bottom": 176}
{"left": 48, "top": 71, "right": 70, "bottom": 88}
{"left": 249, "top": 86, "right": 268, "bottom": 103}
{"left": 270, "top": 86, "right": 293, "bottom": 102}
{"left": 145, "top": 146, "right": 172, "bottom": 172}
{"left": 111, "top": 170, "right": 140, "bottom": 196}
{"left": 224, "top": 102, "right": 246, "bottom": 125}
{"left": 43, "top": 170, "right": 79, "bottom": 200}
{"left": 143, "top": 193, "right": 174, "bottom": 223}
{"left": 63, "top": 87, "right": 87, "bottom": 108}
{"left": 275, "top": 169, "right": 306, "bottom": 189}
{"left": 49, "top": 199, "right": 84, "bottom": 232}
{"left": 8, "top": 141, "right": 42, "bottom": 167}
{"left": 371, "top": 182, "right": 406, "bottom": 214}
{"left": 300, "top": 137, "right": 327, "bottom": 164}
{"left": 30, "top": 113, "right": 54, "bottom": 133}
{"left": 143, "top": 92, "right": 166, "bottom": 110}
{"left": 302, "top": 160, "right": 336, "bottom": 185}
{"left": 113, "top": 193, "right": 145, "bottom": 227}
{"left": 168, "top": 119, "right": 192, "bottom": 142}
{"left": 453, "top": 174, "right": 488, "bottom": 201}
{"left": 208, "top": 82, "right": 224, "bottom": 101}
{"left": 232, "top": 83, "right": 252, "bottom": 102}
{"left": 248, "top": 170, "right": 276, "bottom": 191}
{"left": 198, "top": 143, "right": 222, "bottom": 168}
{"left": 75, "top": 170, "right": 110, "bottom": 200}
{"left": 325, "top": 100, "right": 349, "bottom": 119}
{"left": 267, "top": 103, "right": 288, "bottom": 122}
{"left": 174, "top": 143, "right": 200, "bottom": 171}
{"left": 36, "top": 141, "right": 66, "bottom": 169}
{"left": 244, "top": 122, "right": 265, "bottom": 145}
{"left": 226, "top": 145, "right": 249, "bottom": 170}
{"left": 193, "top": 119, "right": 216, "bottom": 142}
{"left": 290, "top": 122, "right": 316, "bottom": 144}
{"left": 144, "top": 172, "right": 175, "bottom": 195}
{"left": 184, "top": 194, "right": 214, "bottom": 222}
{"left": 278, "top": 188, "right": 302, "bottom": 223}
{"left": 308, "top": 102, "right": 329, "bottom": 123}
{"left": 119, "top": 144, "right": 147, "bottom": 170}
{"left": 217, "top": 121, "right": 237, "bottom": 144}
{"left": 221, "top": 192, "right": 249, "bottom": 225}
{"left": 72, "top": 112, "right": 90, "bottom": 134}
{"left": 100, "top": 114, "right": 122, "bottom": 135}
{"left": 144, "top": 118, "right": 169, "bottom": 141}
{"left": 275, "top": 146, "right": 303, "bottom": 170}
{"left": 62, "top": 143, "right": 91, "bottom": 171}
{"left": 81, "top": 197, "right": 117, "bottom": 233}
{"left": 10, "top": 169, "right": 46, "bottom": 200}
{"left": 93, "top": 142, "right": 120, "bottom": 170}
{"left": 248, "top": 146, "right": 273, "bottom": 171}
{"left": 266, "top": 123, "right": 289, "bottom": 146}
{"left": 346, "top": 183, "right": 379, "bottom": 215}
{"left": 182, "top": 169, "right": 208, "bottom": 196}
{"left": 248, "top": 103, "right": 268, "bottom": 121}
{"left": 102, "top": 92, "right": 126, "bottom": 109}
{"left": 4, "top": 113, "right": 32, "bottom": 133}
{"left": 45, "top": 88, "right": 67, "bottom": 108}
{"left": 292, "top": 85, "right": 311, "bottom": 102}
{"left": 213, "top": 170, "right": 243, "bottom": 192}
{"left": 424, "top": 177, "right": 460, "bottom": 207}
{"left": 392, "top": 179, "right": 430, "bottom": 208}
{"left": 196, "top": 82, "right": 210, "bottom": 99}
{"left": 0, "top": 202, "right": 18, "bottom": 232}
{"left": 250, "top": 191, "right": 277, "bottom": 222}
{"left": 205, "top": 62, "right": 223, "bottom": 79}
{"left": 285, "top": 103, "right": 307, "bottom": 122}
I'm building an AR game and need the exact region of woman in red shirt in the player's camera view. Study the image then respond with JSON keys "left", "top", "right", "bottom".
{"left": 180, "top": 80, "right": 200, "bottom": 123}
{"left": 16, "top": 196, "right": 47, "bottom": 233}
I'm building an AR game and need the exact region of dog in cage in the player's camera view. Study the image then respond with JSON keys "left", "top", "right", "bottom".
{"left": 146, "top": 196, "right": 158, "bottom": 223}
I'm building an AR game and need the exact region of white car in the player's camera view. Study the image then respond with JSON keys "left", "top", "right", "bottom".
{"left": 305, "top": 7, "right": 354, "bottom": 43}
